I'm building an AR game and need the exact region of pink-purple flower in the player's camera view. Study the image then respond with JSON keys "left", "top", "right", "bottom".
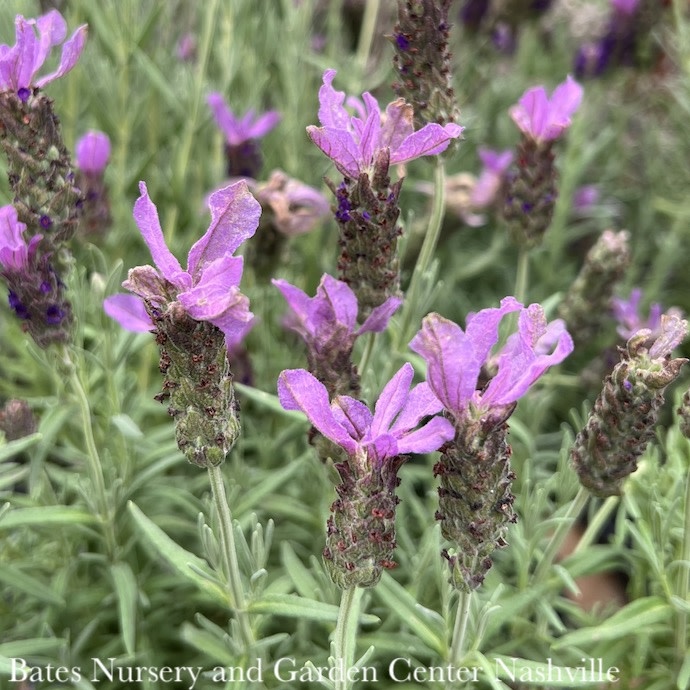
{"left": 410, "top": 298, "right": 574, "bottom": 422}
{"left": 75, "top": 130, "right": 111, "bottom": 174}
{"left": 611, "top": 288, "right": 683, "bottom": 341}
{"left": 0, "top": 205, "right": 41, "bottom": 272}
{"left": 471, "top": 148, "right": 514, "bottom": 208}
{"left": 509, "top": 76, "right": 584, "bottom": 144}
{"left": 207, "top": 92, "right": 281, "bottom": 146}
{"left": 273, "top": 274, "right": 401, "bottom": 353}
{"left": 104, "top": 180, "right": 260, "bottom": 346}
{"left": 0, "top": 10, "right": 87, "bottom": 98}
{"left": 307, "top": 69, "right": 463, "bottom": 179}
{"left": 278, "top": 362, "right": 454, "bottom": 463}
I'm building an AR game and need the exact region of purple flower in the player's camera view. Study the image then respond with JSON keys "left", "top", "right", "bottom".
{"left": 306, "top": 69, "right": 463, "bottom": 178}
{"left": 409, "top": 298, "right": 574, "bottom": 421}
{"left": 509, "top": 76, "right": 583, "bottom": 144}
{"left": 0, "top": 205, "right": 41, "bottom": 271}
{"left": 103, "top": 180, "right": 260, "bottom": 346}
{"left": 0, "top": 10, "right": 87, "bottom": 95}
{"left": 572, "top": 184, "right": 599, "bottom": 214}
{"left": 273, "top": 273, "right": 401, "bottom": 349}
{"left": 278, "top": 362, "right": 454, "bottom": 463}
{"left": 611, "top": 0, "right": 639, "bottom": 16}
{"left": 611, "top": 288, "right": 682, "bottom": 341}
{"left": 207, "top": 92, "right": 281, "bottom": 146}
{"left": 471, "top": 148, "right": 514, "bottom": 208}
{"left": 75, "top": 130, "right": 111, "bottom": 174}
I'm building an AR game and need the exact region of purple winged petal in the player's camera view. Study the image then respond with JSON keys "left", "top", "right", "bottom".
{"left": 35, "top": 23, "right": 87, "bottom": 88}
{"left": 315, "top": 274, "right": 358, "bottom": 332}
{"left": 307, "top": 125, "right": 361, "bottom": 178}
{"left": 370, "top": 363, "right": 414, "bottom": 438}
{"left": 332, "top": 396, "right": 373, "bottom": 440}
{"left": 380, "top": 99, "right": 414, "bottom": 151}
{"left": 317, "top": 69, "right": 351, "bottom": 129}
{"left": 75, "top": 130, "right": 111, "bottom": 173}
{"left": 389, "top": 381, "right": 445, "bottom": 437}
{"left": 207, "top": 92, "right": 241, "bottom": 144}
{"left": 133, "top": 182, "right": 190, "bottom": 288}
{"left": 35, "top": 11, "right": 67, "bottom": 71}
{"left": 358, "top": 296, "right": 402, "bottom": 335}
{"left": 272, "top": 278, "right": 311, "bottom": 334}
{"left": 187, "top": 179, "right": 260, "bottom": 278}
{"left": 358, "top": 92, "right": 382, "bottom": 169}
{"left": 369, "top": 433, "right": 398, "bottom": 463}
{"left": 510, "top": 86, "right": 549, "bottom": 139}
{"left": 390, "top": 122, "right": 464, "bottom": 165}
{"left": 395, "top": 416, "right": 454, "bottom": 455}
{"left": 103, "top": 294, "right": 153, "bottom": 332}
{"left": 13, "top": 18, "right": 38, "bottom": 90}
{"left": 248, "top": 110, "right": 281, "bottom": 139}
{"left": 278, "top": 369, "right": 357, "bottom": 454}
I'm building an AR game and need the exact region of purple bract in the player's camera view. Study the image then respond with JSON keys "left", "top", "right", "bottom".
{"left": 75, "top": 130, "right": 111, "bottom": 174}
{"left": 207, "top": 92, "right": 281, "bottom": 146}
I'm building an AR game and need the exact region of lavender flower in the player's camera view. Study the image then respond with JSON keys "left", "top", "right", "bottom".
{"left": 410, "top": 299, "right": 574, "bottom": 590}
{"left": 503, "top": 76, "right": 583, "bottom": 248}
{"left": 307, "top": 69, "right": 462, "bottom": 180}
{"left": 0, "top": 10, "right": 87, "bottom": 99}
{"left": 278, "top": 362, "right": 454, "bottom": 587}
{"left": 75, "top": 130, "right": 112, "bottom": 238}
{"left": 0, "top": 204, "right": 71, "bottom": 346}
{"left": 207, "top": 92, "right": 280, "bottom": 178}
{"left": 273, "top": 274, "right": 401, "bottom": 397}
{"left": 243, "top": 170, "right": 329, "bottom": 277}
{"left": 471, "top": 148, "right": 514, "bottom": 209}
{"left": 104, "top": 181, "right": 261, "bottom": 468}
{"left": 509, "top": 76, "right": 583, "bottom": 145}
{"left": 308, "top": 69, "right": 462, "bottom": 315}
{"left": 572, "top": 315, "right": 688, "bottom": 497}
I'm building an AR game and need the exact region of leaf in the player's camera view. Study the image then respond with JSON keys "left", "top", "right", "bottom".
{"left": 127, "top": 501, "right": 226, "bottom": 604}
{"left": 374, "top": 572, "right": 446, "bottom": 656}
{"left": 234, "top": 459, "right": 305, "bottom": 515}
{"left": 0, "top": 564, "right": 65, "bottom": 607}
{"left": 234, "top": 383, "right": 305, "bottom": 419}
{"left": 0, "top": 639, "right": 65, "bottom": 675}
{"left": 0, "top": 506, "right": 96, "bottom": 530}
{"left": 110, "top": 562, "right": 138, "bottom": 655}
{"left": 552, "top": 597, "right": 670, "bottom": 648}
{"left": 0, "top": 433, "right": 42, "bottom": 461}
{"left": 248, "top": 593, "right": 379, "bottom": 625}
{"left": 110, "top": 414, "right": 144, "bottom": 440}
{"left": 678, "top": 648, "right": 690, "bottom": 690}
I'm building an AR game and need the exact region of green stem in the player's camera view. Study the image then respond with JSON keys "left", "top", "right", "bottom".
{"left": 355, "top": 0, "right": 380, "bottom": 79}
{"left": 66, "top": 360, "right": 117, "bottom": 559}
{"left": 334, "top": 586, "right": 364, "bottom": 690}
{"left": 449, "top": 589, "right": 473, "bottom": 666}
{"left": 207, "top": 464, "right": 255, "bottom": 651}
{"left": 396, "top": 158, "right": 446, "bottom": 350}
{"left": 676, "top": 450, "right": 690, "bottom": 657}
{"left": 532, "top": 486, "right": 589, "bottom": 584}
{"left": 357, "top": 332, "right": 376, "bottom": 379}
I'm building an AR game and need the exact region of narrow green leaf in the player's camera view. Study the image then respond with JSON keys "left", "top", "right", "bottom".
{"left": 552, "top": 597, "right": 670, "bottom": 648}
{"left": 677, "top": 648, "right": 690, "bottom": 690}
{"left": 180, "top": 623, "right": 237, "bottom": 666}
{"left": 0, "top": 564, "right": 65, "bottom": 607}
{"left": 281, "top": 543, "right": 320, "bottom": 599}
{"left": 127, "top": 501, "right": 226, "bottom": 604}
{"left": 0, "top": 506, "right": 96, "bottom": 530}
{"left": 0, "top": 433, "right": 42, "bottom": 461}
{"left": 0, "top": 639, "right": 65, "bottom": 675}
{"left": 110, "top": 413, "right": 144, "bottom": 440}
{"left": 374, "top": 572, "right": 445, "bottom": 656}
{"left": 248, "top": 593, "right": 379, "bottom": 625}
{"left": 234, "top": 458, "right": 305, "bottom": 515}
{"left": 110, "top": 562, "right": 138, "bottom": 655}
{"left": 235, "top": 383, "right": 304, "bottom": 419}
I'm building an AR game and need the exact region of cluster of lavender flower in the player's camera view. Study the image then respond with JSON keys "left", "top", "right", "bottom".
{"left": 1, "top": 5, "right": 687, "bottom": 598}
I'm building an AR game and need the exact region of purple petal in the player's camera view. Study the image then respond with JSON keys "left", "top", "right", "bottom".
{"left": 307, "top": 125, "right": 361, "bottom": 178}
{"left": 332, "top": 396, "right": 373, "bottom": 440}
{"left": 247, "top": 110, "right": 281, "bottom": 139}
{"left": 103, "top": 294, "right": 153, "bottom": 332}
{"left": 75, "top": 130, "right": 111, "bottom": 173}
{"left": 379, "top": 99, "right": 414, "bottom": 152}
{"left": 395, "top": 415, "right": 454, "bottom": 455}
{"left": 122, "top": 264, "right": 169, "bottom": 303}
{"left": 12, "top": 18, "right": 39, "bottom": 90}
{"left": 207, "top": 92, "right": 242, "bottom": 144}
{"left": 277, "top": 369, "right": 357, "bottom": 454}
{"left": 358, "top": 296, "right": 402, "bottom": 334}
{"left": 133, "top": 182, "right": 190, "bottom": 288}
{"left": 315, "top": 274, "right": 358, "bottom": 332}
{"left": 510, "top": 86, "right": 549, "bottom": 139}
{"left": 34, "top": 11, "right": 67, "bottom": 71}
{"left": 369, "top": 433, "right": 398, "bottom": 463}
{"left": 35, "top": 23, "right": 87, "bottom": 88}
{"left": 370, "top": 363, "right": 414, "bottom": 438}
{"left": 358, "top": 92, "right": 382, "bottom": 169}
{"left": 187, "top": 179, "right": 260, "bottom": 278}
{"left": 390, "top": 122, "right": 464, "bottom": 166}
{"left": 389, "top": 381, "right": 445, "bottom": 437}
{"left": 272, "top": 278, "right": 311, "bottom": 337}
{"left": 543, "top": 76, "right": 583, "bottom": 140}
{"left": 482, "top": 305, "right": 574, "bottom": 406}
{"left": 0, "top": 204, "right": 34, "bottom": 270}
{"left": 317, "top": 69, "right": 351, "bottom": 130}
